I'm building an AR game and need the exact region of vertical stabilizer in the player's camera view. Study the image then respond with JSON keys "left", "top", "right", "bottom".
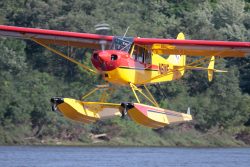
{"left": 187, "top": 107, "right": 191, "bottom": 115}
{"left": 208, "top": 56, "right": 215, "bottom": 82}
{"left": 167, "top": 32, "right": 186, "bottom": 76}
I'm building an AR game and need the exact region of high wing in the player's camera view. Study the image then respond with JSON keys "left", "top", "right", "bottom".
{"left": 0, "top": 25, "right": 114, "bottom": 49}
{"left": 1, "top": 25, "right": 250, "bottom": 57}
{"left": 134, "top": 37, "right": 250, "bottom": 57}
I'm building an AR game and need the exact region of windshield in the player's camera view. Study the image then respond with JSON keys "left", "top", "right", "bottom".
{"left": 110, "top": 36, "right": 134, "bottom": 52}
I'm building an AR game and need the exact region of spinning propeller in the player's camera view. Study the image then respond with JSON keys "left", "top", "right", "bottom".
{"left": 95, "top": 23, "right": 111, "bottom": 51}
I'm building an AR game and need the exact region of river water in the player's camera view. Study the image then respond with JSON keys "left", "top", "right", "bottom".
{"left": 0, "top": 146, "right": 249, "bottom": 167}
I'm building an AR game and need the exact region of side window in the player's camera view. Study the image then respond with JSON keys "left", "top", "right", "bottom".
{"left": 132, "top": 45, "right": 151, "bottom": 64}
{"left": 144, "top": 50, "right": 152, "bottom": 64}
{"left": 137, "top": 47, "right": 144, "bottom": 63}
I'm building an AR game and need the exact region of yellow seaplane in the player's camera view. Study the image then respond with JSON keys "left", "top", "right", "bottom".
{"left": 0, "top": 25, "right": 250, "bottom": 128}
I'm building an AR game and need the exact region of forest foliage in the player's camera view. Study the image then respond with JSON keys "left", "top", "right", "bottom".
{"left": 0, "top": 0, "right": 250, "bottom": 144}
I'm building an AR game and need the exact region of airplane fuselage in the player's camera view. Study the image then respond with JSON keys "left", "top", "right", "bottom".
{"left": 91, "top": 49, "right": 185, "bottom": 85}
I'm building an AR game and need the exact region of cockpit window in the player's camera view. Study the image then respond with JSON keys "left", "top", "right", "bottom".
{"left": 110, "top": 36, "right": 134, "bottom": 52}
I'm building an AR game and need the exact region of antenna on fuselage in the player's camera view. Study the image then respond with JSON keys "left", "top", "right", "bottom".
{"left": 95, "top": 23, "right": 111, "bottom": 51}
{"left": 123, "top": 26, "right": 130, "bottom": 38}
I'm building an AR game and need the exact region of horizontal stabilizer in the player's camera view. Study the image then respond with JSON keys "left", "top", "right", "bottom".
{"left": 185, "top": 66, "right": 227, "bottom": 72}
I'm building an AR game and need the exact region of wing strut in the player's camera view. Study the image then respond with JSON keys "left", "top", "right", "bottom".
{"left": 129, "top": 83, "right": 159, "bottom": 107}
{"left": 30, "top": 37, "right": 97, "bottom": 74}
{"left": 140, "top": 53, "right": 228, "bottom": 84}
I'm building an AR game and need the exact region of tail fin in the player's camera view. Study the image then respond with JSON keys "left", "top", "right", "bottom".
{"left": 208, "top": 56, "right": 215, "bottom": 82}
{"left": 187, "top": 107, "right": 191, "bottom": 115}
{"left": 167, "top": 32, "right": 186, "bottom": 75}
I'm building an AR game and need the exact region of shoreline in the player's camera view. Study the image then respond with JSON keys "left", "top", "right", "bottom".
{"left": 1, "top": 143, "right": 250, "bottom": 148}
{"left": 1, "top": 122, "right": 250, "bottom": 147}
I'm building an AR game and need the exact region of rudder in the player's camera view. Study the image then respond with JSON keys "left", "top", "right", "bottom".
{"left": 167, "top": 32, "right": 186, "bottom": 75}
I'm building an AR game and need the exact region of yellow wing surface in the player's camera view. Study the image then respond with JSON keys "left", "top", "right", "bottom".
{"left": 134, "top": 37, "right": 250, "bottom": 58}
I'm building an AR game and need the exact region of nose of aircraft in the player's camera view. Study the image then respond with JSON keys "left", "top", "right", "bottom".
{"left": 98, "top": 51, "right": 110, "bottom": 62}
{"left": 91, "top": 50, "right": 119, "bottom": 71}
